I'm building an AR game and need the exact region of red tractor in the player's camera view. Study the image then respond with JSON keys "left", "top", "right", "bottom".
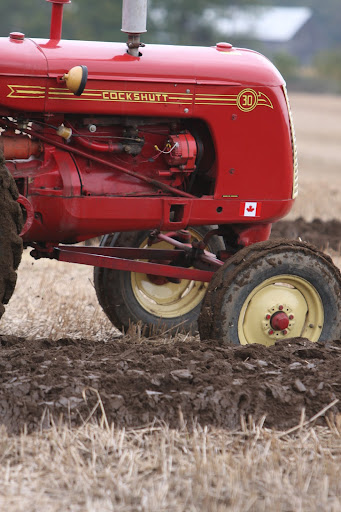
{"left": 1, "top": 0, "right": 340, "bottom": 345}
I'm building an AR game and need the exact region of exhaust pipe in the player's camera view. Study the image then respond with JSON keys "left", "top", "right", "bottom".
{"left": 121, "top": 0, "right": 148, "bottom": 57}
{"left": 46, "top": 0, "right": 71, "bottom": 42}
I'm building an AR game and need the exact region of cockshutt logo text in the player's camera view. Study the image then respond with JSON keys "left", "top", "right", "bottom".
{"left": 101, "top": 91, "right": 169, "bottom": 102}
{"left": 7, "top": 85, "right": 273, "bottom": 111}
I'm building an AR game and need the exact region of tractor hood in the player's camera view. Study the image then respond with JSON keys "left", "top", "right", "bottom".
{"left": 0, "top": 35, "right": 284, "bottom": 115}
{"left": 38, "top": 39, "right": 284, "bottom": 87}
{"left": 0, "top": 35, "right": 284, "bottom": 86}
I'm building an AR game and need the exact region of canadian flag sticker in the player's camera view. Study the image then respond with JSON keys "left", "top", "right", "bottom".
{"left": 239, "top": 202, "right": 262, "bottom": 217}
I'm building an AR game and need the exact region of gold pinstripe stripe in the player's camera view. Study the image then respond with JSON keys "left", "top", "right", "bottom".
{"left": 7, "top": 85, "right": 272, "bottom": 111}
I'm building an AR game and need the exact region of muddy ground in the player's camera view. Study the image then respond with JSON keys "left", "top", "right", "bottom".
{"left": 272, "top": 217, "right": 341, "bottom": 251}
{"left": 1, "top": 218, "right": 341, "bottom": 435}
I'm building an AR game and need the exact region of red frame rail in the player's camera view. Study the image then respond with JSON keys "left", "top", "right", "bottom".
{"left": 56, "top": 245, "right": 215, "bottom": 282}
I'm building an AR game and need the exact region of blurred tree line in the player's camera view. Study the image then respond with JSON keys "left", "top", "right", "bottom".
{"left": 0, "top": 0, "right": 260, "bottom": 43}
{"left": 270, "top": 0, "right": 341, "bottom": 92}
{"left": 0, "top": 0, "right": 339, "bottom": 48}
{"left": 0, "top": 0, "right": 340, "bottom": 92}
{"left": 271, "top": 0, "right": 341, "bottom": 49}
{"left": 0, "top": 0, "right": 338, "bottom": 46}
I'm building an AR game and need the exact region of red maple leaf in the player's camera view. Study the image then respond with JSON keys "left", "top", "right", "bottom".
{"left": 246, "top": 205, "right": 255, "bottom": 212}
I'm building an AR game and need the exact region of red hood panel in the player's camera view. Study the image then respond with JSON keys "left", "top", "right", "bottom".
{"left": 0, "top": 37, "right": 47, "bottom": 76}
{"left": 0, "top": 36, "right": 283, "bottom": 87}
{"left": 0, "top": 37, "right": 284, "bottom": 115}
{"left": 39, "top": 40, "right": 283, "bottom": 87}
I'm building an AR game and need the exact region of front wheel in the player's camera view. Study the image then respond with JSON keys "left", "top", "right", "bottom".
{"left": 198, "top": 240, "right": 341, "bottom": 345}
{"left": 94, "top": 226, "right": 224, "bottom": 335}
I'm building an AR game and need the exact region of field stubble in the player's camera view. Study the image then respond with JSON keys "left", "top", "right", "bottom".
{"left": 1, "top": 93, "right": 341, "bottom": 511}
{"left": 288, "top": 93, "right": 341, "bottom": 222}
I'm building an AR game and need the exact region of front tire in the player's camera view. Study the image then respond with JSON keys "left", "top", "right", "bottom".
{"left": 94, "top": 226, "right": 224, "bottom": 335}
{"left": 198, "top": 240, "right": 341, "bottom": 345}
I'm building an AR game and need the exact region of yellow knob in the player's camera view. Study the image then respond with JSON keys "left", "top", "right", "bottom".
{"left": 62, "top": 65, "right": 88, "bottom": 96}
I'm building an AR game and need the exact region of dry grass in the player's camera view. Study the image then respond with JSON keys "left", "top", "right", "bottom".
{"left": 1, "top": 251, "right": 117, "bottom": 341}
{"left": 1, "top": 92, "right": 341, "bottom": 511}
{"left": 1, "top": 419, "right": 341, "bottom": 512}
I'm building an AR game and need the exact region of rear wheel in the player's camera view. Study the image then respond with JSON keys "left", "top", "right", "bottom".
{"left": 94, "top": 226, "right": 224, "bottom": 335}
{"left": 0, "top": 157, "right": 23, "bottom": 319}
{"left": 198, "top": 240, "right": 341, "bottom": 345}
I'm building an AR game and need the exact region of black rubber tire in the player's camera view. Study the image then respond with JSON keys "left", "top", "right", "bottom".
{"left": 94, "top": 226, "right": 224, "bottom": 335}
{"left": 198, "top": 240, "right": 341, "bottom": 345}
{"left": 0, "top": 157, "right": 23, "bottom": 319}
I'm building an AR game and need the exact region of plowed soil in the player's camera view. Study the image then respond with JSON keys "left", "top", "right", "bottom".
{"left": 272, "top": 217, "right": 341, "bottom": 251}
{"left": 0, "top": 218, "right": 341, "bottom": 435}
{"left": 1, "top": 333, "right": 341, "bottom": 435}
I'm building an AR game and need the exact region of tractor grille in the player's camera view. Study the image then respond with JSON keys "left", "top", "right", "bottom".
{"left": 283, "top": 86, "right": 298, "bottom": 199}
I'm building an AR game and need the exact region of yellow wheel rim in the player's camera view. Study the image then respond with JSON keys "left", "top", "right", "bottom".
{"left": 238, "top": 275, "right": 324, "bottom": 346}
{"left": 131, "top": 229, "right": 210, "bottom": 319}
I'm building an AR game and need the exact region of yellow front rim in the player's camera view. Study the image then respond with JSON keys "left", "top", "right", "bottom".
{"left": 131, "top": 229, "right": 210, "bottom": 319}
{"left": 238, "top": 275, "right": 324, "bottom": 346}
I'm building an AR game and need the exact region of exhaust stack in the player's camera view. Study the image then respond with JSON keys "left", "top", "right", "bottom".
{"left": 121, "top": 0, "right": 147, "bottom": 57}
{"left": 46, "top": 0, "right": 71, "bottom": 42}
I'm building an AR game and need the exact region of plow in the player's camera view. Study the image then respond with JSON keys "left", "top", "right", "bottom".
{"left": 1, "top": 0, "right": 341, "bottom": 344}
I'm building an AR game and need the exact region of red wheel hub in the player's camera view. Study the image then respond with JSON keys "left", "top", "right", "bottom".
{"left": 271, "top": 311, "right": 290, "bottom": 331}
{"left": 146, "top": 274, "right": 169, "bottom": 285}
